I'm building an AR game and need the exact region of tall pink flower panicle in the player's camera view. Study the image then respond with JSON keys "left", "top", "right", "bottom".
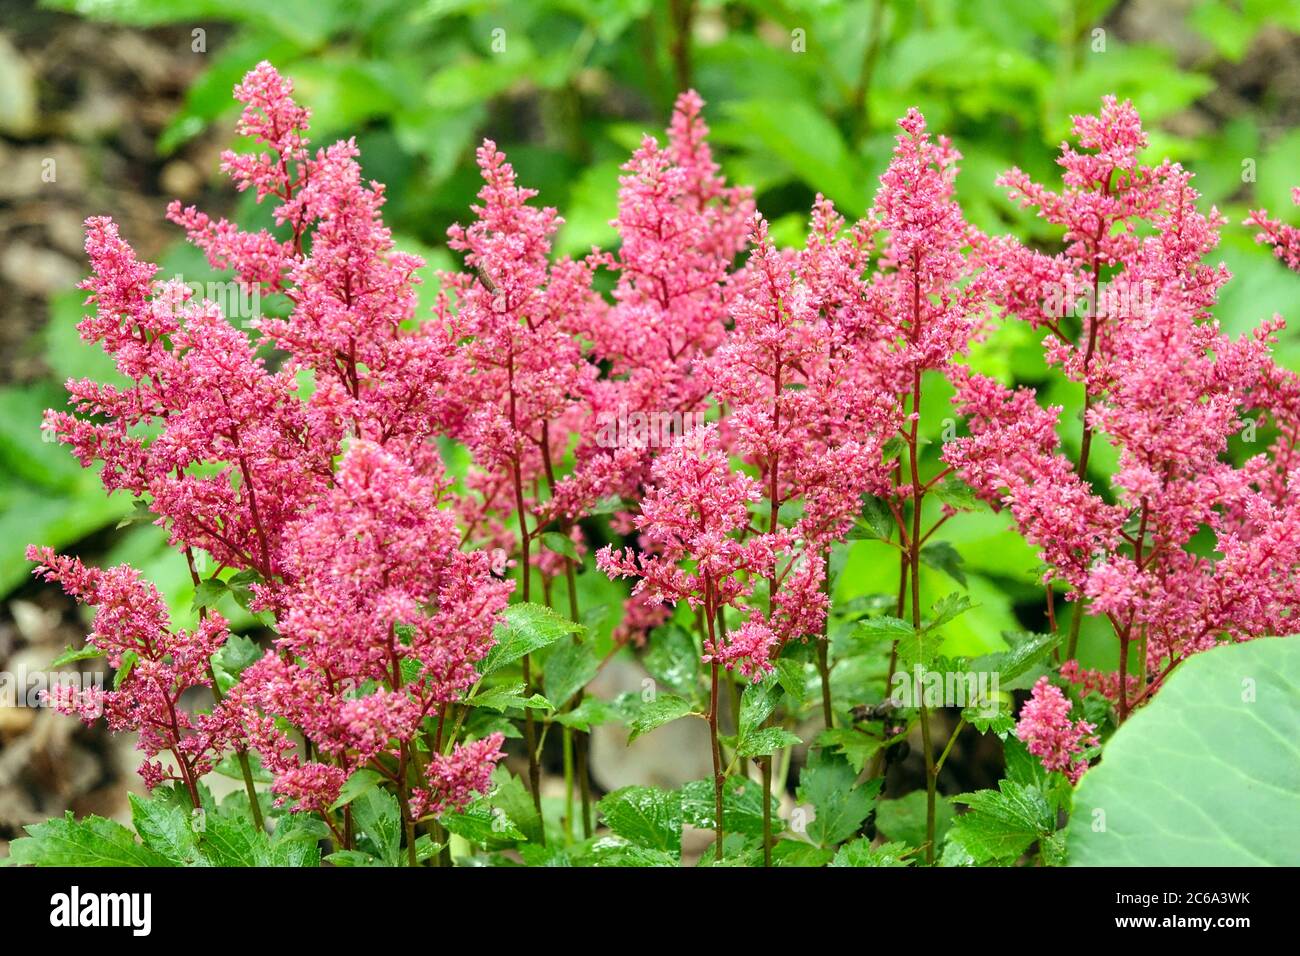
{"left": 236, "top": 440, "right": 510, "bottom": 812}
{"left": 52, "top": 217, "right": 328, "bottom": 580}
{"left": 575, "top": 91, "right": 752, "bottom": 467}
{"left": 944, "top": 371, "right": 1124, "bottom": 592}
{"left": 439, "top": 140, "right": 603, "bottom": 558}
{"left": 584, "top": 89, "right": 751, "bottom": 405}
{"left": 554, "top": 91, "right": 753, "bottom": 635}
{"left": 705, "top": 619, "right": 779, "bottom": 681}
{"left": 597, "top": 424, "right": 781, "bottom": 677}
{"left": 953, "top": 97, "right": 1300, "bottom": 721}
{"left": 170, "top": 61, "right": 455, "bottom": 454}
{"left": 868, "top": 107, "right": 991, "bottom": 394}
{"left": 705, "top": 210, "right": 894, "bottom": 667}
{"left": 410, "top": 733, "right": 507, "bottom": 819}
{"left": 166, "top": 61, "right": 307, "bottom": 290}
{"left": 1015, "top": 677, "right": 1098, "bottom": 784}
{"left": 598, "top": 425, "right": 765, "bottom": 611}
{"left": 980, "top": 96, "right": 1228, "bottom": 389}
{"left": 26, "top": 547, "right": 240, "bottom": 801}
{"left": 1246, "top": 187, "right": 1300, "bottom": 272}
{"left": 35, "top": 62, "right": 513, "bottom": 831}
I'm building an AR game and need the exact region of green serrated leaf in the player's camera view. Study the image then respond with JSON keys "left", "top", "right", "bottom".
{"left": 9, "top": 812, "right": 174, "bottom": 867}
{"left": 467, "top": 682, "right": 528, "bottom": 712}
{"left": 553, "top": 695, "right": 617, "bottom": 731}
{"left": 598, "top": 786, "right": 682, "bottom": 854}
{"left": 849, "top": 494, "right": 896, "bottom": 540}
{"left": 874, "top": 790, "right": 956, "bottom": 850}
{"left": 268, "top": 815, "right": 325, "bottom": 867}
{"left": 948, "top": 780, "right": 1054, "bottom": 864}
{"left": 539, "top": 531, "right": 580, "bottom": 563}
{"left": 212, "top": 634, "right": 262, "bottom": 693}
{"left": 441, "top": 801, "right": 526, "bottom": 846}
{"left": 627, "top": 694, "right": 695, "bottom": 742}
{"left": 831, "top": 838, "right": 913, "bottom": 867}
{"left": 935, "top": 478, "right": 981, "bottom": 511}
{"left": 927, "top": 592, "right": 975, "bottom": 631}
{"left": 773, "top": 657, "right": 809, "bottom": 707}
{"left": 642, "top": 623, "right": 701, "bottom": 700}
{"left": 543, "top": 638, "right": 598, "bottom": 708}
{"left": 330, "top": 768, "right": 383, "bottom": 812}
{"left": 50, "top": 644, "right": 105, "bottom": 668}
{"left": 816, "top": 727, "right": 883, "bottom": 773}
{"left": 795, "top": 752, "right": 881, "bottom": 848}
{"left": 738, "top": 677, "right": 780, "bottom": 738}
{"left": 113, "top": 650, "right": 138, "bottom": 691}
{"left": 130, "top": 793, "right": 208, "bottom": 866}
{"left": 352, "top": 787, "right": 402, "bottom": 867}
{"left": 192, "top": 578, "right": 229, "bottom": 611}
{"left": 115, "top": 499, "right": 156, "bottom": 530}
{"left": 737, "top": 726, "right": 801, "bottom": 758}
{"left": 198, "top": 811, "right": 270, "bottom": 867}
{"left": 681, "top": 776, "right": 782, "bottom": 840}
{"left": 974, "top": 630, "right": 1060, "bottom": 688}
{"left": 481, "top": 603, "right": 584, "bottom": 676}
{"left": 771, "top": 839, "right": 834, "bottom": 867}
{"left": 854, "top": 615, "right": 915, "bottom": 646}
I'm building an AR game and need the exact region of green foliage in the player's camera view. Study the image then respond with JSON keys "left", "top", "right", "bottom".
{"left": 480, "top": 602, "right": 584, "bottom": 676}
{"left": 597, "top": 786, "right": 682, "bottom": 856}
{"left": 794, "top": 751, "right": 881, "bottom": 849}
{"left": 9, "top": 0, "right": 1298, "bottom": 872}
{"left": 10, "top": 789, "right": 323, "bottom": 868}
{"left": 9, "top": 812, "right": 174, "bottom": 867}
{"left": 946, "top": 781, "right": 1057, "bottom": 866}
{"left": 1068, "top": 637, "right": 1300, "bottom": 866}
{"left": 626, "top": 693, "right": 696, "bottom": 742}
{"left": 831, "top": 839, "right": 913, "bottom": 867}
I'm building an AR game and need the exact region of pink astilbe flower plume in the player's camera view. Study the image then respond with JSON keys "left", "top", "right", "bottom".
{"left": 411, "top": 733, "right": 507, "bottom": 820}
{"left": 34, "top": 62, "right": 512, "bottom": 834}
{"left": 598, "top": 424, "right": 767, "bottom": 624}
{"left": 557, "top": 93, "right": 754, "bottom": 538}
{"left": 596, "top": 423, "right": 773, "bottom": 856}
{"left": 705, "top": 209, "right": 895, "bottom": 681}
{"left": 169, "top": 61, "right": 456, "bottom": 456}
{"left": 1246, "top": 187, "right": 1300, "bottom": 272}
{"left": 1015, "top": 677, "right": 1099, "bottom": 784}
{"left": 26, "top": 547, "right": 240, "bottom": 803}
{"left": 950, "top": 97, "right": 1300, "bottom": 753}
{"left": 234, "top": 439, "right": 510, "bottom": 813}
{"left": 54, "top": 216, "right": 329, "bottom": 581}
{"left": 438, "top": 141, "right": 606, "bottom": 568}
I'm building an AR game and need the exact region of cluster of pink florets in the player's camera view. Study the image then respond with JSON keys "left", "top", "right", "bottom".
{"left": 1016, "top": 677, "right": 1100, "bottom": 784}
{"left": 30, "top": 61, "right": 1300, "bottom": 807}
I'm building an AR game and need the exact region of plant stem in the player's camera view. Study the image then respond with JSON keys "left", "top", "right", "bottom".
{"left": 668, "top": 0, "right": 694, "bottom": 93}
{"left": 561, "top": 726, "right": 575, "bottom": 842}
{"left": 509, "top": 454, "right": 544, "bottom": 835}
{"left": 934, "top": 717, "right": 966, "bottom": 775}
{"left": 183, "top": 546, "right": 264, "bottom": 831}
{"left": 708, "top": 659, "right": 724, "bottom": 861}
{"left": 702, "top": 581, "right": 725, "bottom": 860}
{"left": 816, "top": 547, "right": 835, "bottom": 730}
{"left": 905, "top": 262, "right": 936, "bottom": 865}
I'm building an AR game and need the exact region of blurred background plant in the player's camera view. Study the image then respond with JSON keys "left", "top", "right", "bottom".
{"left": 1, "top": 0, "right": 1297, "bottom": 844}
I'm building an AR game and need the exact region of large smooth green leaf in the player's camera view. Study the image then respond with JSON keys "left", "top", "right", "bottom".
{"left": 1068, "top": 637, "right": 1300, "bottom": 866}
